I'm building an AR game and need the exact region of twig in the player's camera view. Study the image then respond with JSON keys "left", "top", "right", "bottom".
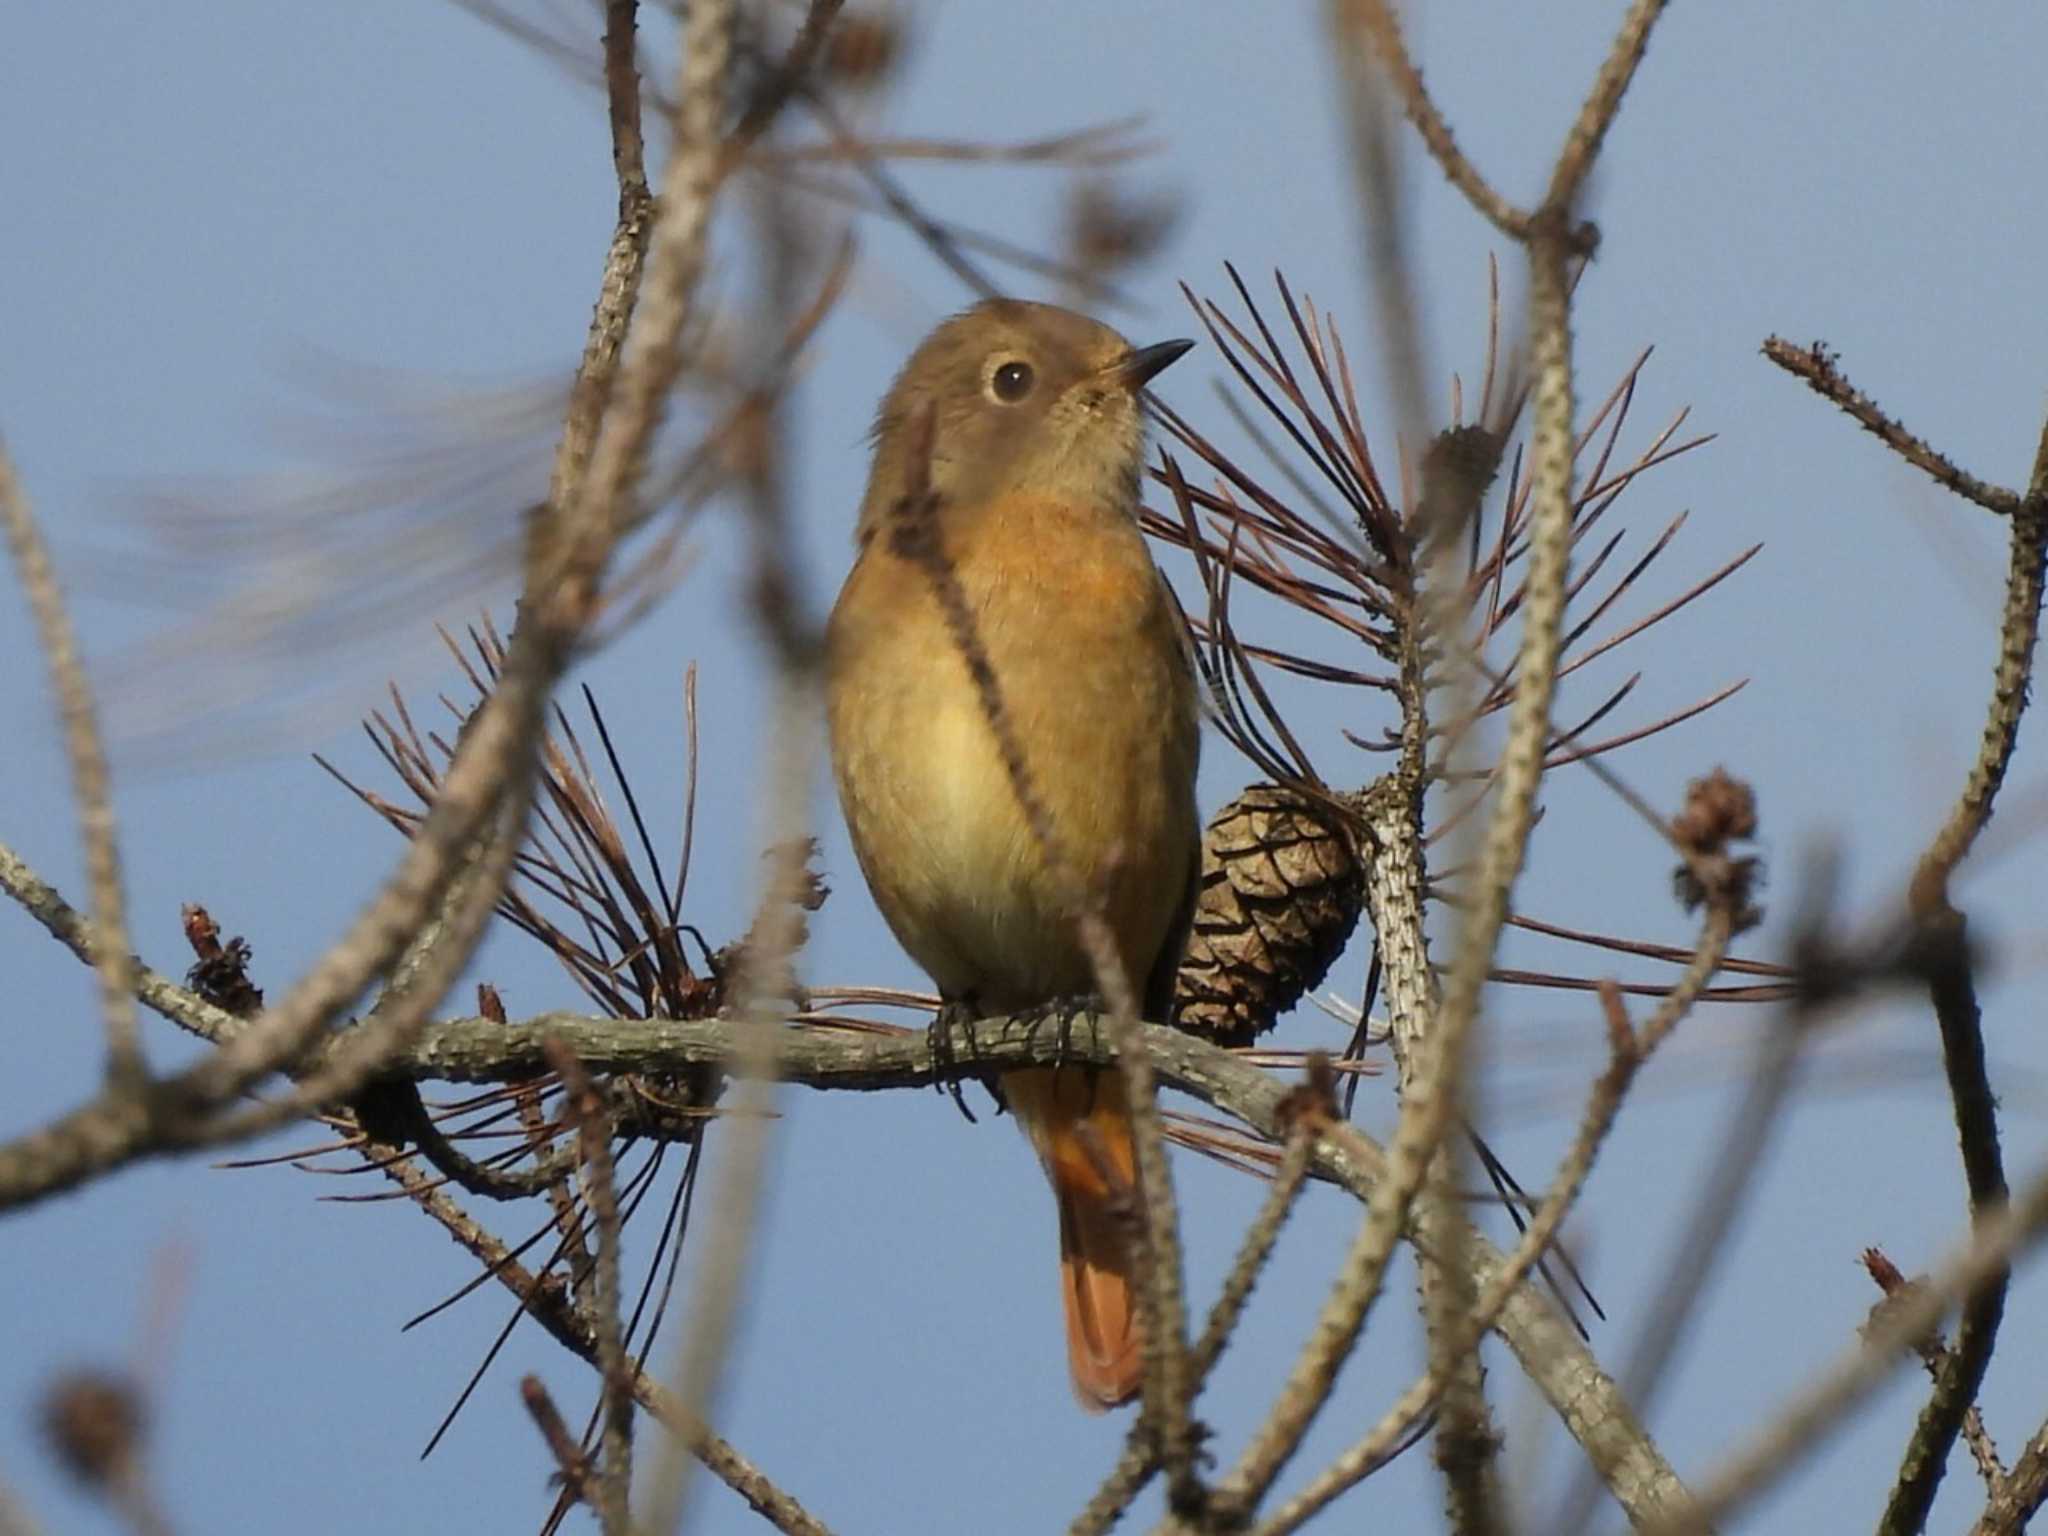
{"left": 368, "top": 1133, "right": 830, "bottom": 1535}
{"left": 1972, "top": 1423, "right": 2048, "bottom": 1535}
{"left": 543, "top": 0, "right": 653, "bottom": 549}
{"left": 1876, "top": 419, "right": 2047, "bottom": 1536}
{"left": 885, "top": 403, "right": 1196, "bottom": 1500}
{"left": 521, "top": 1374, "right": 595, "bottom": 1513}
{"left": 536, "top": 0, "right": 731, "bottom": 621}
{"left": 1875, "top": 923, "right": 2010, "bottom": 1536}
{"left": 1913, "top": 418, "right": 2048, "bottom": 897}
{"left": 1862, "top": 1248, "right": 2005, "bottom": 1496}
{"left": 0, "top": 442, "right": 141, "bottom": 1093}
{"left": 0, "top": 842, "right": 242, "bottom": 1048}
{"left": 3, "top": 837, "right": 1694, "bottom": 1525}
{"left": 1262, "top": 900, "right": 1736, "bottom": 1536}
{"left": 1071, "top": 1073, "right": 1327, "bottom": 1536}
{"left": 1332, "top": 0, "right": 1531, "bottom": 242}
{"left": 1545, "top": 0, "right": 1669, "bottom": 214}
{"left": 1674, "top": 1145, "right": 2048, "bottom": 1535}
{"left": 639, "top": 43, "right": 815, "bottom": 1525}
{"left": 602, "top": 0, "right": 647, "bottom": 204}
{"left": 1761, "top": 339, "right": 2024, "bottom": 517}
{"left": 544, "top": 1042, "right": 633, "bottom": 1536}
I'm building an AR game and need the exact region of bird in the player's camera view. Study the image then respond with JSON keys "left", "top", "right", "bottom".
{"left": 824, "top": 299, "right": 1200, "bottom": 1410}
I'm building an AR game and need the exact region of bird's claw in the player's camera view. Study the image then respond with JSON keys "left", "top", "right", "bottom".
{"left": 931, "top": 998, "right": 994, "bottom": 1123}
{"left": 1013, "top": 992, "right": 1107, "bottom": 1071}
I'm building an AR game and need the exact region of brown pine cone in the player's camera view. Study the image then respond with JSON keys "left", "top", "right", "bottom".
{"left": 1173, "top": 784, "right": 1367, "bottom": 1047}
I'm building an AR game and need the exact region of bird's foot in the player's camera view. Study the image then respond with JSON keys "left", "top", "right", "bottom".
{"left": 1011, "top": 992, "right": 1109, "bottom": 1072}
{"left": 930, "top": 997, "right": 992, "bottom": 1123}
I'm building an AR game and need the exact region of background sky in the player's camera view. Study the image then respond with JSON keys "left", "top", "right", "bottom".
{"left": 5, "top": 4, "right": 2048, "bottom": 1534}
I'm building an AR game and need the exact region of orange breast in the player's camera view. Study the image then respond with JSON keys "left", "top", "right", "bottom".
{"left": 825, "top": 492, "right": 1200, "bottom": 1012}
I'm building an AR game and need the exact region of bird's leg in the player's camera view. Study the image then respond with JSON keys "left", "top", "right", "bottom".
{"left": 931, "top": 994, "right": 985, "bottom": 1123}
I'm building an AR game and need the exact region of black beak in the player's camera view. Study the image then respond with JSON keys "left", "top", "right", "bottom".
{"left": 1113, "top": 338, "right": 1196, "bottom": 390}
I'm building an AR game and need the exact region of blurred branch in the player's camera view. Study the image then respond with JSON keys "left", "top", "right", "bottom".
{"left": 393, "top": 1004, "right": 1689, "bottom": 1522}
{"left": 641, "top": 199, "right": 820, "bottom": 1536}
{"left": 1072, "top": 1076, "right": 1329, "bottom": 1536}
{"left": 1677, "top": 1135, "right": 2048, "bottom": 1534}
{"left": 1332, "top": 0, "right": 1530, "bottom": 241}
{"left": 883, "top": 403, "right": 1197, "bottom": 1498}
{"left": 722, "top": 0, "right": 845, "bottom": 167}
{"left": 544, "top": 1042, "right": 633, "bottom": 1536}
{"left": 753, "top": 117, "right": 1155, "bottom": 169}
{"left": 363, "top": 1119, "right": 831, "bottom": 1536}
{"left": 0, "top": 791, "right": 1694, "bottom": 1527}
{"left": 1863, "top": 1248, "right": 2006, "bottom": 1498}
{"left": 1762, "top": 345, "right": 2047, "bottom": 1536}
{"left": 1879, "top": 422, "right": 2048, "bottom": 1536}
{"left": 0, "top": 442, "right": 141, "bottom": 1092}
{"left": 1267, "top": 776, "right": 1753, "bottom": 1536}
{"left": 0, "top": 0, "right": 735, "bottom": 1214}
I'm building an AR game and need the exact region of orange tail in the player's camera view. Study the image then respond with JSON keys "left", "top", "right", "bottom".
{"left": 1004, "top": 1066, "right": 1143, "bottom": 1411}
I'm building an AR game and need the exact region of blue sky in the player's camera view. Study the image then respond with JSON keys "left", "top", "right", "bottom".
{"left": 4, "top": 4, "right": 2048, "bottom": 1533}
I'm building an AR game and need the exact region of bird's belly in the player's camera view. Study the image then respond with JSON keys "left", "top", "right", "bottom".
{"left": 835, "top": 621, "right": 1191, "bottom": 1011}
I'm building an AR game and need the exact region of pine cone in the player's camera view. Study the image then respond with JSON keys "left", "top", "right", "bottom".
{"left": 1173, "top": 784, "right": 1367, "bottom": 1046}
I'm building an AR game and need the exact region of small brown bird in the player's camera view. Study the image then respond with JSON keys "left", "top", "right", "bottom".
{"left": 825, "top": 300, "right": 1199, "bottom": 1409}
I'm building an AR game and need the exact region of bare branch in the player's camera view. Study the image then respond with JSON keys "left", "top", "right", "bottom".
{"left": 1264, "top": 900, "right": 1736, "bottom": 1536}
{"left": 1972, "top": 1423, "right": 2048, "bottom": 1535}
{"left": 544, "top": 1042, "right": 633, "bottom": 1536}
{"left": 0, "top": 441, "right": 142, "bottom": 1091}
{"left": 0, "top": 841, "right": 242, "bottom": 1048}
{"left": 368, "top": 1127, "right": 831, "bottom": 1536}
{"left": 1677, "top": 1141, "right": 2048, "bottom": 1533}
{"left": 1761, "top": 338, "right": 2025, "bottom": 517}
{"left": 1911, "top": 418, "right": 2048, "bottom": 899}
{"left": 1546, "top": 0, "right": 1671, "bottom": 212}
{"left": 1876, "top": 421, "right": 2047, "bottom": 1536}
{"left": 520, "top": 1374, "right": 597, "bottom": 1516}
{"left": 885, "top": 401, "right": 1196, "bottom": 1491}
{"left": 1862, "top": 1248, "right": 2006, "bottom": 1499}
{"left": 1331, "top": 0, "right": 1531, "bottom": 241}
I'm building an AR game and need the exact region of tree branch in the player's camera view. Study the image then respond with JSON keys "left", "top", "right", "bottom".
{"left": 1972, "top": 1422, "right": 2048, "bottom": 1535}
{"left": 1761, "top": 338, "right": 2025, "bottom": 518}
{"left": 387, "top": 1005, "right": 1691, "bottom": 1524}
{"left": 0, "top": 441, "right": 141, "bottom": 1093}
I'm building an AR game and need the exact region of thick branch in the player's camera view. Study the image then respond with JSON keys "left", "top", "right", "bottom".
{"left": 0, "top": 849, "right": 1690, "bottom": 1523}
{"left": 384, "top": 1007, "right": 1692, "bottom": 1525}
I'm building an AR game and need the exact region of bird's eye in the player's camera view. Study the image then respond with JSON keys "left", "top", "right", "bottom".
{"left": 990, "top": 359, "right": 1036, "bottom": 403}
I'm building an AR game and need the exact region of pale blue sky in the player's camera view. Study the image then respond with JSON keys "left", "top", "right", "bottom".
{"left": 5, "top": 5, "right": 2048, "bottom": 1533}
